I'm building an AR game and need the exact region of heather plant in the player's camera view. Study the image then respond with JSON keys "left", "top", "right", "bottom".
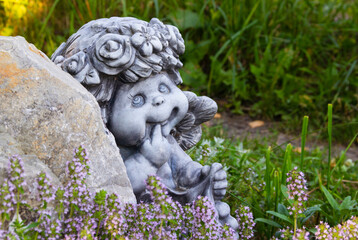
{"left": 189, "top": 196, "right": 236, "bottom": 239}
{"left": 271, "top": 226, "right": 310, "bottom": 240}
{"left": 1, "top": 106, "right": 356, "bottom": 240}
{"left": 144, "top": 176, "right": 185, "bottom": 238}
{"left": 315, "top": 217, "right": 358, "bottom": 240}
{"left": 8, "top": 155, "right": 26, "bottom": 220}
{"left": 285, "top": 168, "right": 308, "bottom": 233}
{"left": 0, "top": 179, "right": 16, "bottom": 227}
{"left": 0, "top": 147, "right": 257, "bottom": 240}
{"left": 195, "top": 105, "right": 357, "bottom": 239}
{"left": 33, "top": 172, "right": 59, "bottom": 239}
{"left": 235, "top": 205, "right": 255, "bottom": 239}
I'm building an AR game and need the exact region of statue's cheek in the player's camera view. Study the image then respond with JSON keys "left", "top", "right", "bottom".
{"left": 109, "top": 111, "right": 146, "bottom": 147}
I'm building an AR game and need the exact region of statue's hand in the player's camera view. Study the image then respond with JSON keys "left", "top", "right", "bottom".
{"left": 140, "top": 124, "right": 171, "bottom": 168}
{"left": 202, "top": 163, "right": 227, "bottom": 201}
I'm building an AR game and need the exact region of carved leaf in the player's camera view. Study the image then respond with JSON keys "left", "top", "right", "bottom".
{"left": 176, "top": 112, "right": 195, "bottom": 132}
{"left": 175, "top": 91, "right": 217, "bottom": 151}
{"left": 122, "top": 69, "right": 139, "bottom": 83}
{"left": 178, "top": 125, "right": 202, "bottom": 151}
{"left": 184, "top": 91, "right": 218, "bottom": 125}
{"left": 85, "top": 68, "right": 100, "bottom": 85}
{"left": 129, "top": 58, "right": 153, "bottom": 78}
{"left": 138, "top": 54, "right": 162, "bottom": 73}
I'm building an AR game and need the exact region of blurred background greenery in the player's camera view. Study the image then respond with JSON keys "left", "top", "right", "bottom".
{"left": 1, "top": 0, "right": 357, "bottom": 142}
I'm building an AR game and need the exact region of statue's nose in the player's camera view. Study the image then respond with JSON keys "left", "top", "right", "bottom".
{"left": 152, "top": 96, "right": 165, "bottom": 106}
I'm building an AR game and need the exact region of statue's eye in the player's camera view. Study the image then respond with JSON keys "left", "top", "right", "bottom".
{"left": 132, "top": 94, "right": 145, "bottom": 107}
{"left": 158, "top": 83, "right": 169, "bottom": 93}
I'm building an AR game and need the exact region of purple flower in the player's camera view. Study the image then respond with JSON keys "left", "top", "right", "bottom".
{"left": 236, "top": 205, "right": 255, "bottom": 239}
{"left": 286, "top": 167, "right": 308, "bottom": 218}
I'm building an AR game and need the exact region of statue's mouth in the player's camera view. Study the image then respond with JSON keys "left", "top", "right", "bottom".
{"left": 161, "top": 107, "right": 178, "bottom": 136}
{"left": 146, "top": 107, "right": 179, "bottom": 138}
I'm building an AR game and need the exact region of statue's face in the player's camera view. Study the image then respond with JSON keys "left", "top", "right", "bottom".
{"left": 108, "top": 73, "right": 188, "bottom": 146}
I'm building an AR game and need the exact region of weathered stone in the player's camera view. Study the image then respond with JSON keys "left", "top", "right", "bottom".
{"left": 0, "top": 131, "right": 62, "bottom": 211}
{"left": 0, "top": 36, "right": 136, "bottom": 203}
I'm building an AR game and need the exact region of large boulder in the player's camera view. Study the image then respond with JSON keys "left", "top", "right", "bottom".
{"left": 0, "top": 36, "right": 136, "bottom": 203}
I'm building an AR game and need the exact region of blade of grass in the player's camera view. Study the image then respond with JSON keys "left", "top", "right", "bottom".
{"left": 265, "top": 146, "right": 272, "bottom": 211}
{"left": 327, "top": 104, "right": 332, "bottom": 187}
{"left": 39, "top": 0, "right": 61, "bottom": 47}
{"left": 153, "top": 0, "right": 159, "bottom": 18}
{"left": 320, "top": 185, "right": 339, "bottom": 211}
{"left": 255, "top": 218, "right": 282, "bottom": 228}
{"left": 121, "top": 0, "right": 127, "bottom": 17}
{"left": 300, "top": 116, "right": 309, "bottom": 171}
{"left": 266, "top": 211, "right": 293, "bottom": 225}
{"left": 273, "top": 169, "right": 280, "bottom": 212}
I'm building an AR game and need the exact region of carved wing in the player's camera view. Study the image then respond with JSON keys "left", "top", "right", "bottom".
{"left": 173, "top": 91, "right": 217, "bottom": 151}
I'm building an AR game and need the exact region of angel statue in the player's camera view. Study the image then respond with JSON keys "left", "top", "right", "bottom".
{"left": 52, "top": 17, "right": 238, "bottom": 232}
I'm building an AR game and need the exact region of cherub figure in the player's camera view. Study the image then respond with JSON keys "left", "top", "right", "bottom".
{"left": 52, "top": 17, "right": 238, "bottom": 231}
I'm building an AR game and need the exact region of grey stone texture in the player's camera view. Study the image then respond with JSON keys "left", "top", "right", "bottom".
{"left": 0, "top": 36, "right": 136, "bottom": 204}
{"left": 51, "top": 17, "right": 238, "bottom": 232}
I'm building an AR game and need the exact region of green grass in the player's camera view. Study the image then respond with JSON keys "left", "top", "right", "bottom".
{"left": 1, "top": 1, "right": 357, "bottom": 237}
{"left": 1, "top": 0, "right": 357, "bottom": 142}
{"left": 191, "top": 109, "right": 358, "bottom": 238}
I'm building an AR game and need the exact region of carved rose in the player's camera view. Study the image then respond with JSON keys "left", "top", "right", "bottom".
{"left": 93, "top": 33, "right": 136, "bottom": 75}
{"left": 62, "top": 51, "right": 86, "bottom": 75}
{"left": 131, "top": 24, "right": 163, "bottom": 57}
{"left": 61, "top": 51, "right": 100, "bottom": 85}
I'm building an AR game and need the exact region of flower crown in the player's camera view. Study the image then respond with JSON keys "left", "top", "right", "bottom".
{"left": 52, "top": 17, "right": 185, "bottom": 85}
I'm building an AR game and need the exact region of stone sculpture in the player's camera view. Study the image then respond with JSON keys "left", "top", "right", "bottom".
{"left": 52, "top": 17, "right": 238, "bottom": 231}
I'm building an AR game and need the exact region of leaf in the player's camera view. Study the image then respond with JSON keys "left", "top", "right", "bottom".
{"left": 248, "top": 120, "right": 264, "bottom": 128}
{"left": 169, "top": 9, "right": 202, "bottom": 30}
{"left": 339, "top": 196, "right": 357, "bottom": 211}
{"left": 24, "top": 222, "right": 40, "bottom": 231}
{"left": 266, "top": 211, "right": 293, "bottom": 225}
{"left": 94, "top": 189, "right": 107, "bottom": 206}
{"left": 277, "top": 204, "right": 289, "bottom": 216}
{"left": 255, "top": 218, "right": 282, "bottom": 228}
{"left": 320, "top": 185, "right": 339, "bottom": 210}
{"left": 281, "top": 185, "right": 293, "bottom": 205}
{"left": 214, "top": 113, "right": 222, "bottom": 119}
{"left": 301, "top": 205, "right": 321, "bottom": 224}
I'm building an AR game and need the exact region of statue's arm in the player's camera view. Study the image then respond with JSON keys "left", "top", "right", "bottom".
{"left": 168, "top": 135, "right": 227, "bottom": 200}
{"left": 124, "top": 153, "right": 157, "bottom": 197}
{"left": 168, "top": 135, "right": 204, "bottom": 188}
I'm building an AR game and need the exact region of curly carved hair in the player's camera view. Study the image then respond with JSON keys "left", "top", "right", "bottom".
{"left": 51, "top": 17, "right": 185, "bottom": 122}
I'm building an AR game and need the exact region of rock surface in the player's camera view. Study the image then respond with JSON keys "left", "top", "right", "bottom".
{"left": 0, "top": 36, "right": 136, "bottom": 203}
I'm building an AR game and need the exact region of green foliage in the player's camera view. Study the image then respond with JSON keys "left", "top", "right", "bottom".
{"left": 191, "top": 110, "right": 358, "bottom": 238}
{"left": 1, "top": 0, "right": 357, "bottom": 141}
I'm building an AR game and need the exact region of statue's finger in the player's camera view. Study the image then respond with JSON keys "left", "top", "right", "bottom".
{"left": 210, "top": 162, "right": 223, "bottom": 173}
{"left": 215, "top": 201, "right": 230, "bottom": 218}
{"left": 214, "top": 180, "right": 227, "bottom": 190}
{"left": 201, "top": 165, "right": 211, "bottom": 177}
{"left": 214, "top": 170, "right": 227, "bottom": 181}
{"left": 214, "top": 189, "right": 226, "bottom": 199}
{"left": 151, "top": 124, "right": 162, "bottom": 143}
{"left": 140, "top": 138, "right": 151, "bottom": 151}
{"left": 225, "top": 216, "right": 239, "bottom": 231}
